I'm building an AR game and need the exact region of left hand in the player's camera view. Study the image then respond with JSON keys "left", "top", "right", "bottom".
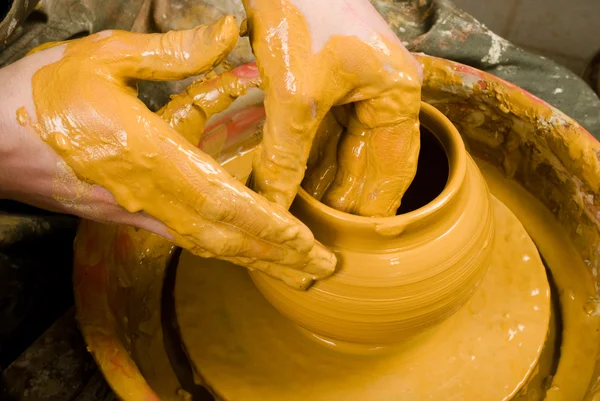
{"left": 243, "top": 0, "right": 422, "bottom": 216}
{"left": 0, "top": 18, "right": 336, "bottom": 289}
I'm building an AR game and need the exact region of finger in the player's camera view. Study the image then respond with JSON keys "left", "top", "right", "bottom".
{"left": 322, "top": 112, "right": 368, "bottom": 213}
{"left": 357, "top": 121, "right": 420, "bottom": 217}
{"left": 229, "top": 241, "right": 336, "bottom": 290}
{"left": 162, "top": 124, "right": 310, "bottom": 247}
{"left": 97, "top": 101, "right": 337, "bottom": 283}
{"left": 252, "top": 90, "right": 330, "bottom": 208}
{"left": 157, "top": 67, "right": 261, "bottom": 144}
{"left": 97, "top": 16, "right": 239, "bottom": 81}
{"left": 172, "top": 215, "right": 335, "bottom": 285}
{"left": 355, "top": 92, "right": 421, "bottom": 217}
{"left": 131, "top": 103, "right": 332, "bottom": 257}
{"left": 325, "top": 95, "right": 421, "bottom": 216}
{"left": 302, "top": 112, "right": 343, "bottom": 201}
{"left": 159, "top": 120, "right": 312, "bottom": 254}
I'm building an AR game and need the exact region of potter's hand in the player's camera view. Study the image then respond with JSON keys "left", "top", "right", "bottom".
{"left": 243, "top": 0, "right": 422, "bottom": 216}
{"left": 0, "top": 17, "right": 336, "bottom": 289}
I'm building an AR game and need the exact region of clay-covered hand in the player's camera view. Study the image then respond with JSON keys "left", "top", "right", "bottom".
{"left": 243, "top": 0, "right": 422, "bottom": 216}
{"left": 0, "top": 16, "right": 336, "bottom": 289}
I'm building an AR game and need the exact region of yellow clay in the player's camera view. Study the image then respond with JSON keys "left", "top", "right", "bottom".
{"left": 252, "top": 103, "right": 494, "bottom": 344}
{"left": 171, "top": 103, "right": 553, "bottom": 400}
{"left": 174, "top": 195, "right": 550, "bottom": 400}
{"left": 171, "top": 156, "right": 600, "bottom": 400}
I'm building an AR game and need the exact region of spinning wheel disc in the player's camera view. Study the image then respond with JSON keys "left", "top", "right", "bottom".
{"left": 175, "top": 198, "right": 550, "bottom": 400}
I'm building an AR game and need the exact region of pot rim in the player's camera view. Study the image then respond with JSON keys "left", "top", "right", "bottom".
{"left": 295, "top": 101, "right": 467, "bottom": 233}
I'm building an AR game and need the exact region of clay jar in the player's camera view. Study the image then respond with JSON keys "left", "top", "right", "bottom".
{"left": 251, "top": 103, "right": 495, "bottom": 345}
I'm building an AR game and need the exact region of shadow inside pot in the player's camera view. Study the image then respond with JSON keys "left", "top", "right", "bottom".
{"left": 397, "top": 127, "right": 449, "bottom": 215}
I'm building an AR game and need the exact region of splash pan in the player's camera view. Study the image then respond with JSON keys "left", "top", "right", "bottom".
{"left": 73, "top": 56, "right": 600, "bottom": 401}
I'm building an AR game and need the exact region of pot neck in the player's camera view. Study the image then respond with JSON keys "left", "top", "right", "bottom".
{"left": 291, "top": 102, "right": 467, "bottom": 251}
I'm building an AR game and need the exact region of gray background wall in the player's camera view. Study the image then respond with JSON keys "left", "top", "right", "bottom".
{"left": 452, "top": 0, "right": 600, "bottom": 75}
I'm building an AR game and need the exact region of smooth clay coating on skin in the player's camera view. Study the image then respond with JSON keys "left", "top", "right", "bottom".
{"left": 16, "top": 17, "right": 336, "bottom": 290}
{"left": 244, "top": 0, "right": 423, "bottom": 216}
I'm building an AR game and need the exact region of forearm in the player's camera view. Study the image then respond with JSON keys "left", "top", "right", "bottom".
{"left": 0, "top": 56, "right": 164, "bottom": 234}
{"left": 0, "top": 62, "right": 77, "bottom": 213}
{"left": 242, "top": 0, "right": 400, "bottom": 52}
{"left": 243, "top": 0, "right": 368, "bottom": 10}
{"left": 0, "top": 61, "right": 39, "bottom": 200}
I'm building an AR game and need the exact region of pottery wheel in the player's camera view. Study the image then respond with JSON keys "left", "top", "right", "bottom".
{"left": 174, "top": 197, "right": 551, "bottom": 400}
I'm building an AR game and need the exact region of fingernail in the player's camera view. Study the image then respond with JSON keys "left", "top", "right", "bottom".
{"left": 282, "top": 272, "right": 314, "bottom": 291}
{"left": 303, "top": 243, "right": 337, "bottom": 278}
{"left": 280, "top": 223, "right": 314, "bottom": 253}
{"left": 281, "top": 225, "right": 300, "bottom": 242}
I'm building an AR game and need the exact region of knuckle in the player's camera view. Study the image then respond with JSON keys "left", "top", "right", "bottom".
{"left": 271, "top": 89, "right": 319, "bottom": 123}
{"left": 260, "top": 143, "right": 302, "bottom": 171}
{"left": 218, "top": 240, "right": 244, "bottom": 257}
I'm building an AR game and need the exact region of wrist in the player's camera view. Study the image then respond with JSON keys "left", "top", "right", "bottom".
{"left": 0, "top": 59, "right": 49, "bottom": 202}
{"left": 0, "top": 66, "right": 21, "bottom": 192}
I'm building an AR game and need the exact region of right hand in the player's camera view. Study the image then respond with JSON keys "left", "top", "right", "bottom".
{"left": 0, "top": 16, "right": 336, "bottom": 289}
{"left": 243, "top": 0, "right": 422, "bottom": 217}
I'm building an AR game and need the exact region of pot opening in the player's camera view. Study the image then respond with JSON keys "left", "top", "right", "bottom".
{"left": 396, "top": 126, "right": 449, "bottom": 215}
{"left": 294, "top": 102, "right": 466, "bottom": 240}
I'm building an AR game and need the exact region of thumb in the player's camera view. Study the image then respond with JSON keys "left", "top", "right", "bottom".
{"left": 101, "top": 16, "right": 239, "bottom": 81}
{"left": 157, "top": 65, "right": 260, "bottom": 145}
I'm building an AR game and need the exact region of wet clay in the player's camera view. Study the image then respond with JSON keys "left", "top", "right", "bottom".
{"left": 170, "top": 158, "right": 600, "bottom": 400}
{"left": 102, "top": 132, "right": 600, "bottom": 401}
{"left": 243, "top": 0, "right": 422, "bottom": 216}
{"left": 170, "top": 103, "right": 555, "bottom": 399}
{"left": 251, "top": 103, "right": 496, "bottom": 345}
{"left": 174, "top": 196, "right": 550, "bottom": 400}
{"left": 477, "top": 160, "right": 600, "bottom": 401}
{"left": 16, "top": 17, "right": 336, "bottom": 290}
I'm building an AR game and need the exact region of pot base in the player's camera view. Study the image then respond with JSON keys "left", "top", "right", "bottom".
{"left": 174, "top": 196, "right": 550, "bottom": 400}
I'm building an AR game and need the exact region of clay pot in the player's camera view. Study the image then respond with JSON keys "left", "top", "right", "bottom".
{"left": 252, "top": 102, "right": 494, "bottom": 344}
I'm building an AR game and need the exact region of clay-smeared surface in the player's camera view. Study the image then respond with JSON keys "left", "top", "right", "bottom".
{"left": 82, "top": 150, "right": 600, "bottom": 401}
{"left": 477, "top": 161, "right": 600, "bottom": 401}
{"left": 69, "top": 55, "right": 600, "bottom": 400}
{"left": 174, "top": 196, "right": 549, "bottom": 400}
